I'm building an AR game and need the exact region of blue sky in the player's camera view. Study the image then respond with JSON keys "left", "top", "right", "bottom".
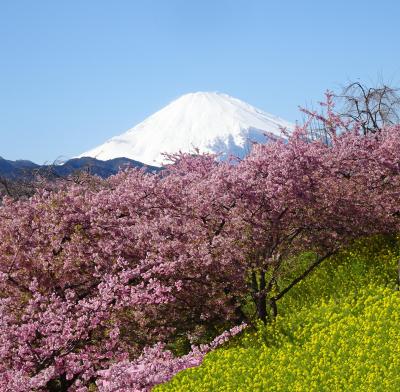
{"left": 1, "top": 0, "right": 399, "bottom": 163}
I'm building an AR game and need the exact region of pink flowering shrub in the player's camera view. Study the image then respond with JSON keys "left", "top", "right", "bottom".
{"left": 0, "top": 159, "right": 247, "bottom": 390}
{"left": 0, "top": 94, "right": 399, "bottom": 390}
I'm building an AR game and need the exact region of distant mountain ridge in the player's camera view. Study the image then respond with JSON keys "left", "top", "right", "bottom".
{"left": 0, "top": 156, "right": 157, "bottom": 179}
{"left": 3, "top": 92, "right": 292, "bottom": 178}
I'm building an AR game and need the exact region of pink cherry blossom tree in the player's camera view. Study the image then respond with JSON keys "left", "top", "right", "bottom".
{"left": 0, "top": 93, "right": 399, "bottom": 390}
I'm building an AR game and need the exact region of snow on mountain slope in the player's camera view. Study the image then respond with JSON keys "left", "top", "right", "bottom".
{"left": 79, "top": 92, "right": 293, "bottom": 167}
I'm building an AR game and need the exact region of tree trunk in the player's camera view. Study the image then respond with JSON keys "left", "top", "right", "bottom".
{"left": 270, "top": 297, "right": 278, "bottom": 319}
{"left": 46, "top": 374, "right": 76, "bottom": 392}
{"left": 257, "top": 271, "right": 267, "bottom": 323}
{"left": 224, "top": 286, "right": 247, "bottom": 323}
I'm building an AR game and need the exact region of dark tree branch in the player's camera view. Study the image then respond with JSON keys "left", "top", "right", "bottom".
{"left": 274, "top": 251, "right": 335, "bottom": 302}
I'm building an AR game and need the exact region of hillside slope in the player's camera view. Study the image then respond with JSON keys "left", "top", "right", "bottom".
{"left": 157, "top": 238, "right": 400, "bottom": 391}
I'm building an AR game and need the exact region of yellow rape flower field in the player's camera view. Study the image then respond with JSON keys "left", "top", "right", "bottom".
{"left": 157, "top": 237, "right": 400, "bottom": 391}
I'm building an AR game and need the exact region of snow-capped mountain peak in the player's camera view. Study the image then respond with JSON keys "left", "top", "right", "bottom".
{"left": 79, "top": 92, "right": 293, "bottom": 166}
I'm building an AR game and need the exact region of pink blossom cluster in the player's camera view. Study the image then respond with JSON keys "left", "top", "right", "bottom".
{"left": 96, "top": 323, "right": 247, "bottom": 392}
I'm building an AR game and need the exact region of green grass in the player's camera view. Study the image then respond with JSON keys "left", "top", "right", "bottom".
{"left": 156, "top": 236, "right": 400, "bottom": 391}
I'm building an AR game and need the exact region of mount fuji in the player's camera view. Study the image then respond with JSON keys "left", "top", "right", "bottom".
{"left": 79, "top": 92, "right": 294, "bottom": 167}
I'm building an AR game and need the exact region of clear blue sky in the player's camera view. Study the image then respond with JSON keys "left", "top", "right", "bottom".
{"left": 1, "top": 0, "right": 399, "bottom": 163}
